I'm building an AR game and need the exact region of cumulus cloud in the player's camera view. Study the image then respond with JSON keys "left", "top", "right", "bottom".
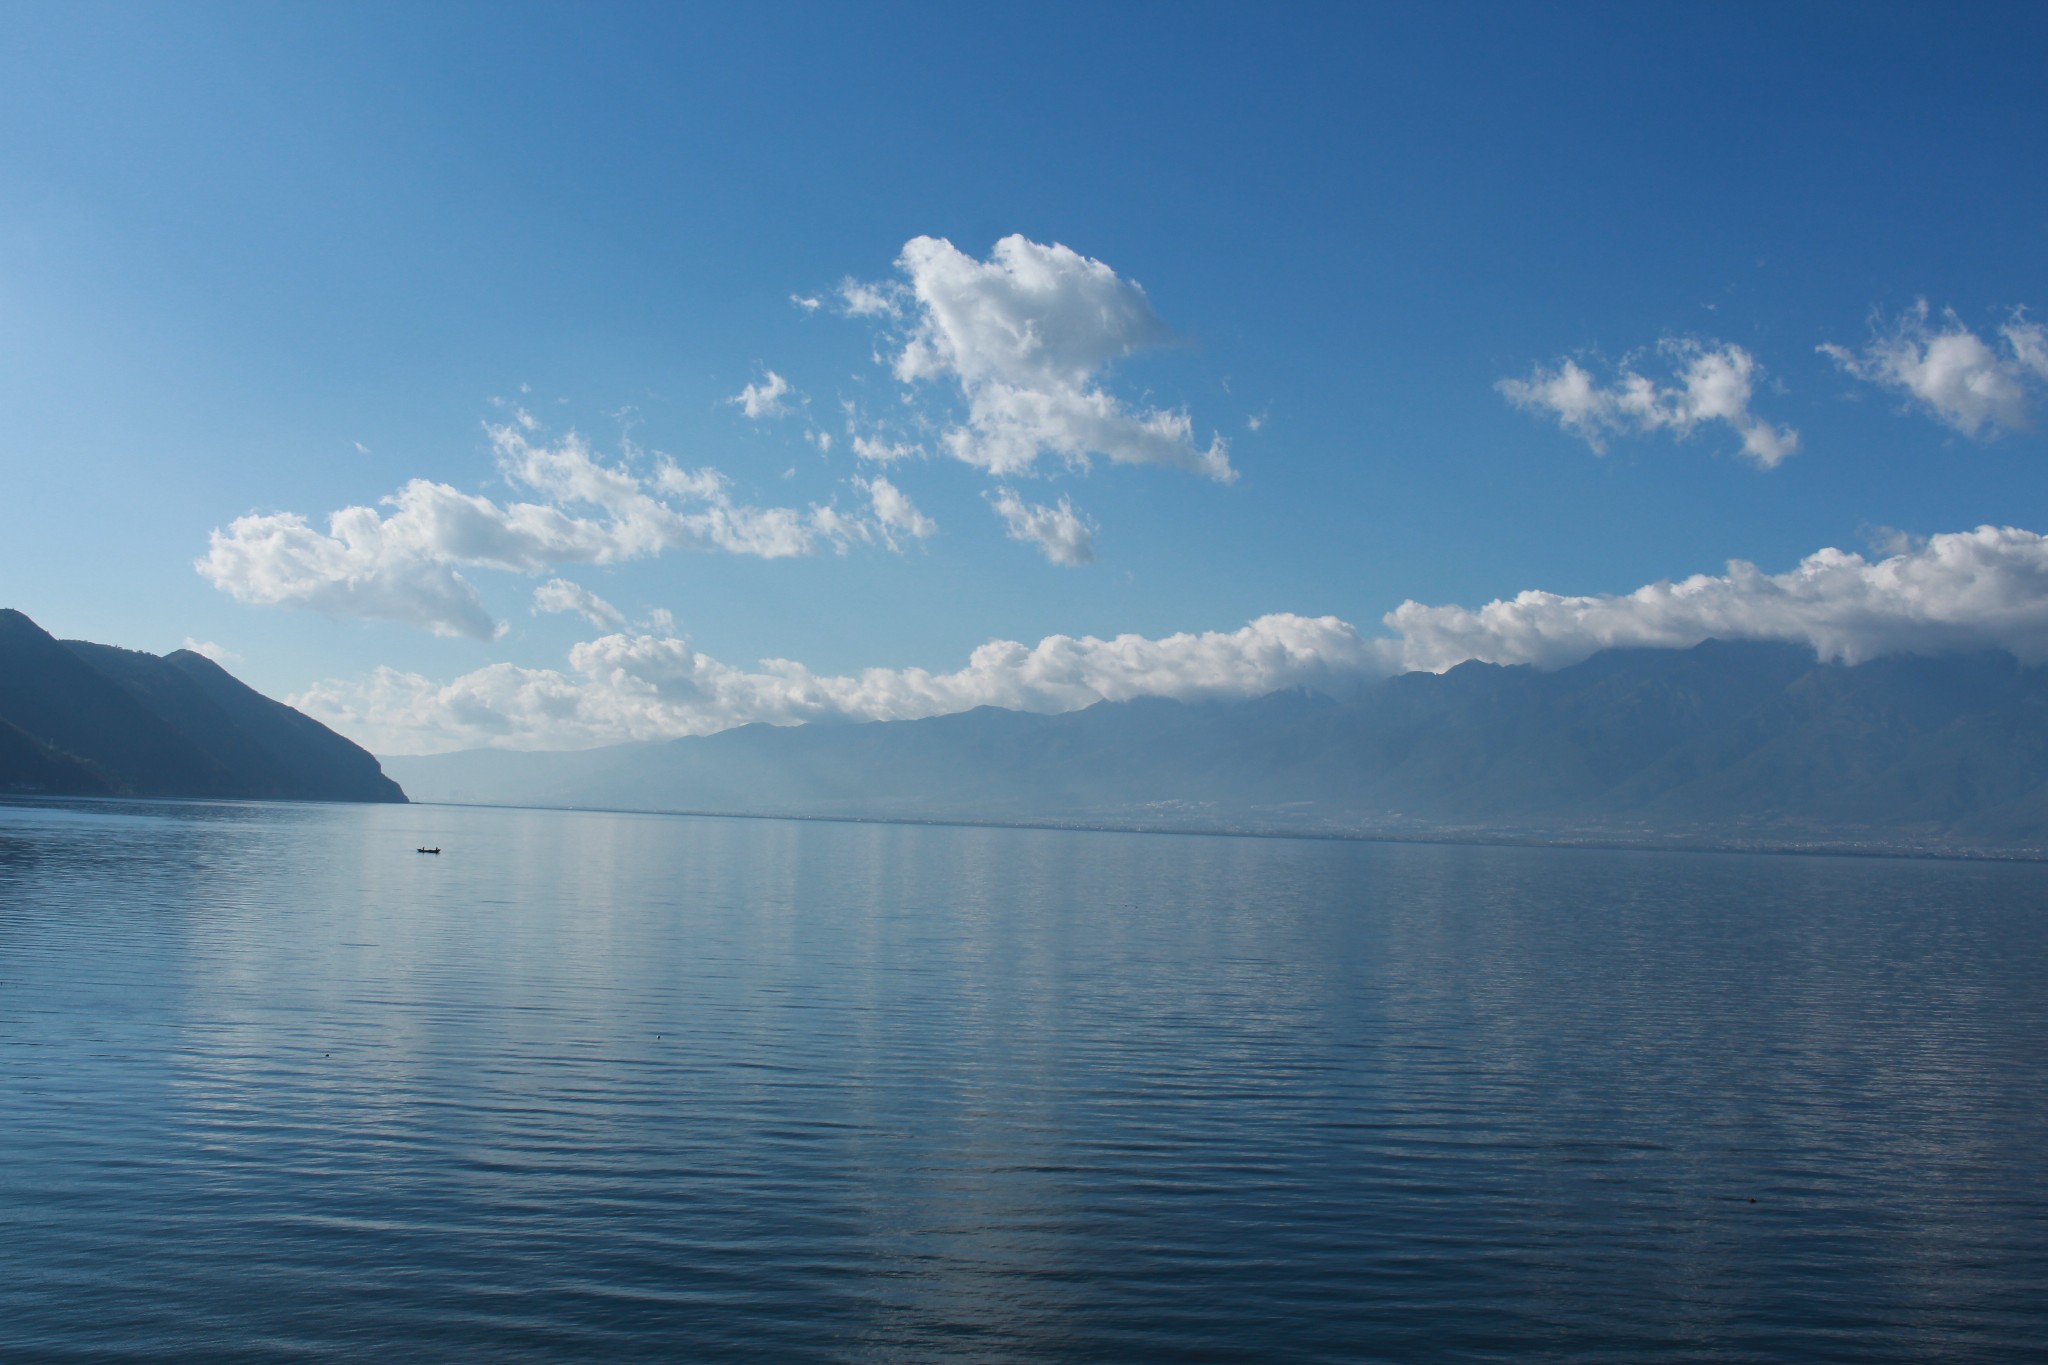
{"left": 1821, "top": 301, "right": 2048, "bottom": 436}
{"left": 790, "top": 293, "right": 822, "bottom": 312}
{"left": 991, "top": 487, "right": 1094, "bottom": 566}
{"left": 1378, "top": 525, "right": 2048, "bottom": 672}
{"left": 199, "top": 419, "right": 905, "bottom": 638}
{"left": 1499, "top": 339, "right": 1799, "bottom": 468}
{"left": 532, "top": 578, "right": 625, "bottom": 629}
{"left": 730, "top": 370, "right": 793, "bottom": 419}
{"left": 297, "top": 613, "right": 1371, "bottom": 754}
{"left": 850, "top": 234, "right": 1233, "bottom": 482}
{"left": 300, "top": 525, "right": 2048, "bottom": 754}
{"left": 196, "top": 498, "right": 505, "bottom": 640}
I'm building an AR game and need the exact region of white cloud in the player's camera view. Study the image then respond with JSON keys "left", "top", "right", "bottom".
{"left": 181, "top": 638, "right": 240, "bottom": 665}
{"left": 790, "top": 293, "right": 822, "bottom": 312}
{"left": 858, "top": 474, "right": 937, "bottom": 548}
{"left": 199, "top": 420, "right": 892, "bottom": 638}
{"left": 301, "top": 524, "right": 2048, "bottom": 755}
{"left": 1821, "top": 301, "right": 2048, "bottom": 436}
{"left": 730, "top": 370, "right": 793, "bottom": 420}
{"left": 1378, "top": 524, "right": 2048, "bottom": 672}
{"left": 805, "top": 502, "right": 869, "bottom": 552}
{"left": 838, "top": 279, "right": 900, "bottom": 318}
{"left": 851, "top": 433, "right": 920, "bottom": 462}
{"left": 196, "top": 497, "right": 505, "bottom": 640}
{"left": 851, "top": 234, "right": 1233, "bottom": 481}
{"left": 532, "top": 578, "right": 625, "bottom": 629}
{"left": 1499, "top": 339, "right": 1799, "bottom": 468}
{"left": 991, "top": 487, "right": 1094, "bottom": 566}
{"left": 298, "top": 613, "right": 1371, "bottom": 754}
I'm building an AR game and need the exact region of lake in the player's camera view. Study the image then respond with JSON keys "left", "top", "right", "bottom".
{"left": 2, "top": 797, "right": 2043, "bottom": 1361}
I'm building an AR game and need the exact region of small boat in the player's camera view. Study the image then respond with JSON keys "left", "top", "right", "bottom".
{"left": 416, "top": 846, "right": 441, "bottom": 854}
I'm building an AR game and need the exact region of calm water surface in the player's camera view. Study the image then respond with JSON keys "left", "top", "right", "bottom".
{"left": 1, "top": 797, "right": 2044, "bottom": 1361}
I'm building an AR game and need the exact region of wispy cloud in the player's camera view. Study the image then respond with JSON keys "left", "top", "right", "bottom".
{"left": 858, "top": 474, "right": 937, "bottom": 549}
{"left": 199, "top": 417, "right": 912, "bottom": 639}
{"left": 181, "top": 638, "right": 241, "bottom": 665}
{"left": 838, "top": 278, "right": 899, "bottom": 318}
{"left": 730, "top": 370, "right": 793, "bottom": 420}
{"left": 850, "top": 433, "right": 919, "bottom": 463}
{"left": 1499, "top": 339, "right": 1799, "bottom": 468}
{"left": 532, "top": 578, "right": 625, "bottom": 629}
{"left": 991, "top": 487, "right": 1094, "bottom": 565}
{"left": 1821, "top": 301, "right": 2048, "bottom": 436}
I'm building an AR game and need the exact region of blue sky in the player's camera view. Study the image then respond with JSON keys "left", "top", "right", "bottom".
{"left": 5, "top": 2, "right": 2047, "bottom": 751}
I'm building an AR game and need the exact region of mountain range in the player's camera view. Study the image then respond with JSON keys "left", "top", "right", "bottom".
{"left": 382, "top": 640, "right": 2048, "bottom": 855}
{"left": 14, "top": 605, "right": 2047, "bottom": 854}
{"left": 0, "top": 609, "right": 405, "bottom": 803}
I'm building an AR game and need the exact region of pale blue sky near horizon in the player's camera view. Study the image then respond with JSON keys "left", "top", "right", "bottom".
{"left": 4, "top": 1, "right": 2046, "bottom": 748}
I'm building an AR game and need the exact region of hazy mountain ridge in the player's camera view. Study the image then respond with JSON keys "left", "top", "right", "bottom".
{"left": 380, "top": 639, "right": 2048, "bottom": 852}
{"left": 0, "top": 609, "right": 406, "bottom": 802}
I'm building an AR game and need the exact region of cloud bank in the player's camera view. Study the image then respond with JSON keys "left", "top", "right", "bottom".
{"left": 1821, "top": 301, "right": 2048, "bottom": 436}
{"left": 1380, "top": 524, "right": 2048, "bottom": 672}
{"left": 1499, "top": 339, "right": 1799, "bottom": 468}
{"left": 303, "top": 613, "right": 1365, "bottom": 754}
{"left": 298, "top": 525, "right": 2048, "bottom": 754}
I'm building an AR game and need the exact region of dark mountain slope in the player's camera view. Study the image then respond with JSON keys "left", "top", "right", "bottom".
{"left": 0, "top": 609, "right": 234, "bottom": 796}
{"left": 158, "top": 648, "right": 403, "bottom": 801}
{"left": 0, "top": 609, "right": 405, "bottom": 802}
{"left": 0, "top": 716, "right": 109, "bottom": 797}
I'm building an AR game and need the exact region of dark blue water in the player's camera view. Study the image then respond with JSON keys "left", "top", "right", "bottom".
{"left": 1, "top": 798, "right": 2044, "bottom": 1361}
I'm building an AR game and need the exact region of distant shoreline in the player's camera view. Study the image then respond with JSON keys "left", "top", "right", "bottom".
{"left": 389, "top": 796, "right": 2048, "bottom": 866}
{"left": 11, "top": 789, "right": 2043, "bottom": 865}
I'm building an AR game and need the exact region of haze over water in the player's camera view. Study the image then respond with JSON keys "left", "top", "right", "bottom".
{"left": 3, "top": 797, "right": 2044, "bottom": 1361}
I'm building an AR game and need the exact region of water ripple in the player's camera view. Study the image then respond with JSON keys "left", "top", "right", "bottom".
{"left": 1, "top": 797, "right": 2045, "bottom": 1360}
